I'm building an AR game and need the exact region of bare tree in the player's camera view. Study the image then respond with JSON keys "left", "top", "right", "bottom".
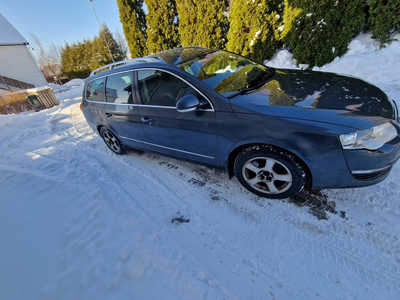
{"left": 29, "top": 34, "right": 63, "bottom": 85}
{"left": 114, "top": 27, "right": 130, "bottom": 60}
{"left": 48, "top": 43, "right": 63, "bottom": 66}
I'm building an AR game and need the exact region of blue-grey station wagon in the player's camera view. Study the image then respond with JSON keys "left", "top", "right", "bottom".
{"left": 81, "top": 47, "right": 400, "bottom": 199}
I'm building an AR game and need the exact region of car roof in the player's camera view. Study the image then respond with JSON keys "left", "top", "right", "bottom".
{"left": 87, "top": 46, "right": 211, "bottom": 79}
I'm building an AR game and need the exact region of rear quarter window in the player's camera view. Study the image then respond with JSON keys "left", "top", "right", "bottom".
{"left": 86, "top": 78, "right": 105, "bottom": 102}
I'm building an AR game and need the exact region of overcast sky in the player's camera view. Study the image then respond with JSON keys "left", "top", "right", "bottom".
{"left": 1, "top": 0, "right": 124, "bottom": 48}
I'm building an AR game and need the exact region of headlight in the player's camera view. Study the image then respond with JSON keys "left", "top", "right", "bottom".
{"left": 340, "top": 122, "right": 398, "bottom": 150}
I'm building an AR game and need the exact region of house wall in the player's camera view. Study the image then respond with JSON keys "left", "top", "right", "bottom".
{"left": 0, "top": 45, "right": 47, "bottom": 88}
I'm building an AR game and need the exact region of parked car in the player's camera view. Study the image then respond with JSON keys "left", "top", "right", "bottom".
{"left": 81, "top": 47, "right": 400, "bottom": 199}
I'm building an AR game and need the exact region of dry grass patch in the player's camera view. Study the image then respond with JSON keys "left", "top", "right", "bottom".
{"left": 0, "top": 92, "right": 33, "bottom": 115}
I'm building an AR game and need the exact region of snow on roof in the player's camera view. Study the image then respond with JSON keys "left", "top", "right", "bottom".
{"left": 0, "top": 13, "right": 28, "bottom": 46}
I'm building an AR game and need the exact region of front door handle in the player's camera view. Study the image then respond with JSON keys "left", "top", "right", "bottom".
{"left": 141, "top": 117, "right": 154, "bottom": 124}
{"left": 105, "top": 113, "right": 112, "bottom": 118}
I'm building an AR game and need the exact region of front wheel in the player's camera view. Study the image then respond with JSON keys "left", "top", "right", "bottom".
{"left": 234, "top": 146, "right": 306, "bottom": 199}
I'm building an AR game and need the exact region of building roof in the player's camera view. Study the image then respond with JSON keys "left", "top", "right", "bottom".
{"left": 0, "top": 13, "right": 28, "bottom": 46}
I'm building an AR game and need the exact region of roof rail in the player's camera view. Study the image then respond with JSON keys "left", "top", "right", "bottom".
{"left": 89, "top": 57, "right": 161, "bottom": 76}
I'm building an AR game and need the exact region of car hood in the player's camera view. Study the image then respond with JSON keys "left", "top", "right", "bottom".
{"left": 229, "top": 69, "right": 395, "bottom": 130}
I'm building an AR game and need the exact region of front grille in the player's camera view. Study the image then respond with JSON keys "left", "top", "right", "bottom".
{"left": 352, "top": 167, "right": 392, "bottom": 181}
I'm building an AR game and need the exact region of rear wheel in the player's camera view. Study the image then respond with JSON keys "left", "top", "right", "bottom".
{"left": 100, "top": 127, "right": 125, "bottom": 155}
{"left": 234, "top": 146, "right": 306, "bottom": 199}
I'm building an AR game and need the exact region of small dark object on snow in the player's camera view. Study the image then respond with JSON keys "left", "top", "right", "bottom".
{"left": 171, "top": 217, "right": 190, "bottom": 224}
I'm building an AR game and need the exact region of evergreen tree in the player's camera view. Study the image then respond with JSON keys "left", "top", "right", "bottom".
{"left": 175, "top": 0, "right": 197, "bottom": 47}
{"left": 145, "top": 0, "right": 180, "bottom": 53}
{"left": 60, "top": 42, "right": 72, "bottom": 78}
{"left": 61, "top": 25, "right": 125, "bottom": 79}
{"left": 227, "top": 0, "right": 283, "bottom": 62}
{"left": 282, "top": 0, "right": 366, "bottom": 67}
{"left": 91, "top": 24, "right": 125, "bottom": 70}
{"left": 61, "top": 41, "right": 92, "bottom": 79}
{"left": 117, "top": 0, "right": 147, "bottom": 57}
{"left": 367, "top": 0, "right": 400, "bottom": 45}
{"left": 176, "top": 0, "right": 229, "bottom": 49}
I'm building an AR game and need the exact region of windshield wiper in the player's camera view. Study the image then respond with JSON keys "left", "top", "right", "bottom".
{"left": 227, "top": 67, "right": 275, "bottom": 99}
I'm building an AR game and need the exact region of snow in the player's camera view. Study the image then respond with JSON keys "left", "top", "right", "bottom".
{"left": 49, "top": 79, "right": 85, "bottom": 94}
{"left": 266, "top": 49, "right": 309, "bottom": 70}
{"left": 313, "top": 33, "right": 400, "bottom": 102}
{"left": 249, "top": 30, "right": 262, "bottom": 47}
{"left": 1, "top": 34, "right": 400, "bottom": 299}
{"left": 63, "top": 78, "right": 85, "bottom": 87}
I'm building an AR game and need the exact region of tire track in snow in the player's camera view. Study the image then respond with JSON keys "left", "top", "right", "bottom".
{"left": 73, "top": 150, "right": 303, "bottom": 300}
{"left": 141, "top": 156, "right": 400, "bottom": 297}
{"left": 67, "top": 147, "right": 400, "bottom": 299}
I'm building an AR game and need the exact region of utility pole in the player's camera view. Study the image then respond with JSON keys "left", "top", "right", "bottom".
{"left": 88, "top": 0, "right": 115, "bottom": 63}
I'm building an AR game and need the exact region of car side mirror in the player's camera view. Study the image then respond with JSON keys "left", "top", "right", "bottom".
{"left": 176, "top": 95, "right": 200, "bottom": 113}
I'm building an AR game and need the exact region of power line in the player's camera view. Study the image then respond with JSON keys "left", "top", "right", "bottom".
{"left": 88, "top": 0, "right": 115, "bottom": 63}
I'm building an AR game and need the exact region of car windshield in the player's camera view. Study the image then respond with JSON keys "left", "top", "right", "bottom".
{"left": 150, "top": 49, "right": 273, "bottom": 98}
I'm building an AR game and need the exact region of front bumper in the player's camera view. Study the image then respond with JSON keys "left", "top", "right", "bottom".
{"left": 312, "top": 121, "right": 400, "bottom": 189}
{"left": 341, "top": 121, "right": 400, "bottom": 187}
{"left": 351, "top": 165, "right": 393, "bottom": 181}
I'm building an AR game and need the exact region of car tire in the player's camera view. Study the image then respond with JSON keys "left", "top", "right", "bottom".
{"left": 100, "top": 127, "right": 125, "bottom": 155}
{"left": 234, "top": 145, "right": 306, "bottom": 199}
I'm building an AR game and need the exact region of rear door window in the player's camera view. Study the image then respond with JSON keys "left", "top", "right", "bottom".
{"left": 105, "top": 72, "right": 133, "bottom": 104}
{"left": 86, "top": 78, "right": 105, "bottom": 102}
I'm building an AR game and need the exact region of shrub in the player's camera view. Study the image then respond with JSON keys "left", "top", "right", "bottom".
{"left": 176, "top": 0, "right": 229, "bottom": 49}
{"left": 227, "top": 0, "right": 283, "bottom": 62}
{"left": 282, "top": 0, "right": 366, "bottom": 67}
{"left": 367, "top": 0, "right": 400, "bottom": 45}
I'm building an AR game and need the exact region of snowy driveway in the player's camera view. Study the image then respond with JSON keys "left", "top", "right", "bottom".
{"left": 0, "top": 83, "right": 399, "bottom": 300}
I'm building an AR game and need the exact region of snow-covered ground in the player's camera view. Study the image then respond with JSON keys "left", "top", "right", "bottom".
{"left": 1, "top": 34, "right": 399, "bottom": 300}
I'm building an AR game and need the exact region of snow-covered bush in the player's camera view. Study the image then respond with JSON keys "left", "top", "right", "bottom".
{"left": 282, "top": 0, "right": 366, "bottom": 67}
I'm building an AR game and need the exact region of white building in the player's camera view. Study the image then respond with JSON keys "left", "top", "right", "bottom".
{"left": 0, "top": 13, "right": 47, "bottom": 94}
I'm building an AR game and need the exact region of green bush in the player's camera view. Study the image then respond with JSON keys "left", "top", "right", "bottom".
{"left": 227, "top": 0, "right": 283, "bottom": 62}
{"left": 282, "top": 0, "right": 366, "bottom": 67}
{"left": 367, "top": 0, "right": 400, "bottom": 45}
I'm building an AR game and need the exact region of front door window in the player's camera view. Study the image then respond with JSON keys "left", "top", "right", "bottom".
{"left": 137, "top": 70, "right": 210, "bottom": 109}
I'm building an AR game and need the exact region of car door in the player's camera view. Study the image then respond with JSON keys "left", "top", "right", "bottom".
{"left": 135, "top": 69, "right": 219, "bottom": 165}
{"left": 97, "top": 71, "right": 150, "bottom": 150}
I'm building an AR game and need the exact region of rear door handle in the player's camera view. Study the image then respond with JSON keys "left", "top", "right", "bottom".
{"left": 141, "top": 117, "right": 154, "bottom": 124}
{"left": 105, "top": 113, "right": 112, "bottom": 118}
